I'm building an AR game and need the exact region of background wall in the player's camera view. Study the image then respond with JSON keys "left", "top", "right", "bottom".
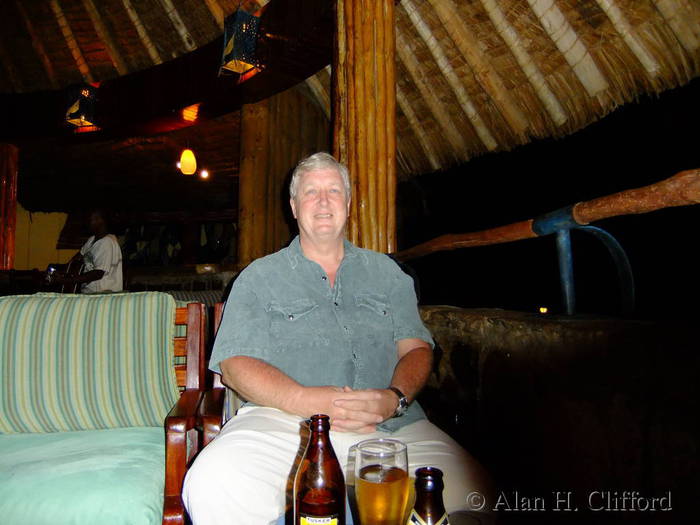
{"left": 14, "top": 203, "right": 74, "bottom": 270}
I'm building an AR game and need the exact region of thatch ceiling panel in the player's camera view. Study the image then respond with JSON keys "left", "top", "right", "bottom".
{"left": 0, "top": 33, "right": 22, "bottom": 92}
{"left": 169, "top": 0, "right": 222, "bottom": 47}
{"left": 90, "top": 0, "right": 153, "bottom": 72}
{"left": 0, "top": 1, "right": 51, "bottom": 91}
{"left": 61, "top": 0, "right": 118, "bottom": 80}
{"left": 0, "top": 0, "right": 698, "bottom": 180}
{"left": 23, "top": 1, "right": 86, "bottom": 88}
{"left": 132, "top": 0, "right": 193, "bottom": 59}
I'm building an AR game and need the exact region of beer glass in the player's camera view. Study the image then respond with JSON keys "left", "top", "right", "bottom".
{"left": 354, "top": 438, "right": 409, "bottom": 525}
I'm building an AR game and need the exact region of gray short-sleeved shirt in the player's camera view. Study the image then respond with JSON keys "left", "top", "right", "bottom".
{"left": 210, "top": 236, "right": 434, "bottom": 432}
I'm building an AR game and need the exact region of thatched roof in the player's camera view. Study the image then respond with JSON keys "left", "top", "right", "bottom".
{"left": 1, "top": 0, "right": 699, "bottom": 178}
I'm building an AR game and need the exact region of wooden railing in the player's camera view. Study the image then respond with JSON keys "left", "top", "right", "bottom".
{"left": 392, "top": 168, "right": 700, "bottom": 315}
{"left": 393, "top": 169, "right": 700, "bottom": 262}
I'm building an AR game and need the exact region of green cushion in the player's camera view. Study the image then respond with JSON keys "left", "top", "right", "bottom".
{"left": 0, "top": 427, "right": 165, "bottom": 525}
{"left": 0, "top": 292, "right": 179, "bottom": 433}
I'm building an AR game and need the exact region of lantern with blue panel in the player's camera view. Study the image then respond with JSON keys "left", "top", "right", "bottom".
{"left": 65, "top": 83, "right": 97, "bottom": 127}
{"left": 221, "top": 9, "right": 260, "bottom": 74}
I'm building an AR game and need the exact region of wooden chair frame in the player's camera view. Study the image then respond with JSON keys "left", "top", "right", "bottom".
{"left": 197, "top": 302, "right": 227, "bottom": 449}
{"left": 163, "top": 302, "right": 206, "bottom": 525}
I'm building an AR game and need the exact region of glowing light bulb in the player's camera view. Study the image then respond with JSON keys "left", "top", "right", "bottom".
{"left": 539, "top": 307, "right": 548, "bottom": 314}
{"left": 200, "top": 169, "right": 209, "bottom": 179}
{"left": 179, "top": 149, "right": 196, "bottom": 175}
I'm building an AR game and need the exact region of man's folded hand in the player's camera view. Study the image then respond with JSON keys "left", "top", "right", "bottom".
{"left": 330, "top": 386, "right": 397, "bottom": 433}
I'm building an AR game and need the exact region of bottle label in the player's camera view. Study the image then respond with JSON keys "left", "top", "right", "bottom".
{"left": 407, "top": 509, "right": 450, "bottom": 525}
{"left": 300, "top": 515, "right": 339, "bottom": 525}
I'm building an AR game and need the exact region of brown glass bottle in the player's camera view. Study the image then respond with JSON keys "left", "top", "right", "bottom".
{"left": 294, "top": 414, "right": 346, "bottom": 525}
{"left": 407, "top": 467, "right": 450, "bottom": 525}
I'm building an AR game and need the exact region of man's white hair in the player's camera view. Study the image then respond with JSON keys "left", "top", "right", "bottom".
{"left": 289, "top": 152, "right": 351, "bottom": 200}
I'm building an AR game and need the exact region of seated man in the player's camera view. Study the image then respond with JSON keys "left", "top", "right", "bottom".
{"left": 56, "top": 209, "right": 123, "bottom": 293}
{"left": 184, "top": 153, "right": 491, "bottom": 524}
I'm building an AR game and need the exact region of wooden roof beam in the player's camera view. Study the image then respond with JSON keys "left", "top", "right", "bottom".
{"left": 204, "top": 0, "right": 225, "bottom": 29}
{"left": 305, "top": 67, "right": 330, "bottom": 120}
{"left": 401, "top": 1, "right": 498, "bottom": 151}
{"left": 525, "top": 0, "right": 608, "bottom": 98}
{"left": 595, "top": 0, "right": 660, "bottom": 76}
{"left": 397, "top": 84, "right": 441, "bottom": 172}
{"left": 158, "top": 0, "right": 197, "bottom": 51}
{"left": 527, "top": 0, "right": 609, "bottom": 98}
{"left": 480, "top": 0, "right": 568, "bottom": 126}
{"left": 422, "top": 0, "right": 529, "bottom": 139}
{"left": 81, "top": 0, "right": 128, "bottom": 75}
{"left": 121, "top": 0, "right": 162, "bottom": 65}
{"left": 651, "top": 0, "right": 699, "bottom": 55}
{"left": 49, "top": 0, "right": 94, "bottom": 83}
{"left": 14, "top": 0, "right": 59, "bottom": 89}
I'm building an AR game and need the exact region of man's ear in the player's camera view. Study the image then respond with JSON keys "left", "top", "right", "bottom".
{"left": 290, "top": 198, "right": 297, "bottom": 219}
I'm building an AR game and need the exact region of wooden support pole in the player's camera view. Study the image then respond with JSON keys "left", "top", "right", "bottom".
{"left": 238, "top": 99, "right": 271, "bottom": 268}
{"left": 0, "top": 144, "right": 19, "bottom": 270}
{"left": 333, "top": 0, "right": 397, "bottom": 253}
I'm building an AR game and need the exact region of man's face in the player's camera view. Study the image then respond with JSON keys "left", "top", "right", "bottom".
{"left": 290, "top": 168, "right": 349, "bottom": 242}
{"left": 88, "top": 212, "right": 105, "bottom": 234}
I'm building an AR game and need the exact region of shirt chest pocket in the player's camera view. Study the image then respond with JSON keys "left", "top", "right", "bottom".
{"left": 354, "top": 293, "right": 392, "bottom": 330}
{"left": 268, "top": 299, "right": 319, "bottom": 345}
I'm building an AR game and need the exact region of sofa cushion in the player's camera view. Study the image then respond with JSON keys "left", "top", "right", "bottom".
{"left": 0, "top": 292, "right": 179, "bottom": 433}
{"left": 0, "top": 427, "right": 165, "bottom": 525}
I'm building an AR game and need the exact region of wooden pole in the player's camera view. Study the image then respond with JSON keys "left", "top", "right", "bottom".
{"left": 238, "top": 99, "right": 271, "bottom": 268}
{"left": 333, "top": 0, "right": 397, "bottom": 253}
{"left": 0, "top": 143, "right": 18, "bottom": 270}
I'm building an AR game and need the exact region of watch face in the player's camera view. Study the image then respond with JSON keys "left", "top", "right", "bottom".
{"left": 395, "top": 397, "right": 409, "bottom": 417}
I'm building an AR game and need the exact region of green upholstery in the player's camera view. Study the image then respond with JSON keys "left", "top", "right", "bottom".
{"left": 0, "top": 292, "right": 179, "bottom": 433}
{"left": 0, "top": 427, "right": 165, "bottom": 525}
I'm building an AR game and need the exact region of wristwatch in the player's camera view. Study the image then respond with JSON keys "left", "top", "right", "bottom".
{"left": 389, "top": 387, "right": 409, "bottom": 418}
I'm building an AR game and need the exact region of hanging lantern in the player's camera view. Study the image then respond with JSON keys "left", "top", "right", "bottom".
{"left": 65, "top": 84, "right": 97, "bottom": 127}
{"left": 180, "top": 149, "right": 197, "bottom": 175}
{"left": 221, "top": 10, "right": 260, "bottom": 74}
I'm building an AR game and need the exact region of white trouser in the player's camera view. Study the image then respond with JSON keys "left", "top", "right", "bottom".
{"left": 183, "top": 406, "right": 491, "bottom": 525}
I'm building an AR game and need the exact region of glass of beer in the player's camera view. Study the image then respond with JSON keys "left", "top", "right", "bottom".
{"left": 355, "top": 438, "right": 409, "bottom": 525}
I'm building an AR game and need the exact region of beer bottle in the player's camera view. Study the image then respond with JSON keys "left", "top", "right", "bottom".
{"left": 407, "top": 467, "right": 449, "bottom": 525}
{"left": 294, "top": 414, "right": 346, "bottom": 525}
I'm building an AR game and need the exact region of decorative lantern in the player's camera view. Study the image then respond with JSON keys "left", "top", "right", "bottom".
{"left": 221, "top": 9, "right": 260, "bottom": 74}
{"left": 179, "top": 149, "right": 197, "bottom": 175}
{"left": 65, "top": 84, "right": 97, "bottom": 127}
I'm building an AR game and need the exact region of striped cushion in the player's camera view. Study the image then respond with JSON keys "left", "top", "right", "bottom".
{"left": 0, "top": 292, "right": 179, "bottom": 434}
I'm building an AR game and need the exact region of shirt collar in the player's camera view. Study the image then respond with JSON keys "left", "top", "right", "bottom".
{"left": 286, "top": 235, "right": 361, "bottom": 270}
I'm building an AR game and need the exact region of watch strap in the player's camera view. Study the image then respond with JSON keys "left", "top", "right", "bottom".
{"left": 388, "top": 387, "right": 409, "bottom": 417}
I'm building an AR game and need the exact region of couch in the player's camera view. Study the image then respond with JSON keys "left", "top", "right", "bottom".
{"left": 0, "top": 291, "right": 205, "bottom": 525}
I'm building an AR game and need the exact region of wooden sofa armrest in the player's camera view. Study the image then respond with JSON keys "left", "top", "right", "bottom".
{"left": 164, "top": 388, "right": 203, "bottom": 525}
{"left": 198, "top": 387, "right": 226, "bottom": 448}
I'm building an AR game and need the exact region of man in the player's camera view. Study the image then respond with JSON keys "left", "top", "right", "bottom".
{"left": 184, "top": 153, "right": 490, "bottom": 524}
{"left": 57, "top": 209, "right": 123, "bottom": 293}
